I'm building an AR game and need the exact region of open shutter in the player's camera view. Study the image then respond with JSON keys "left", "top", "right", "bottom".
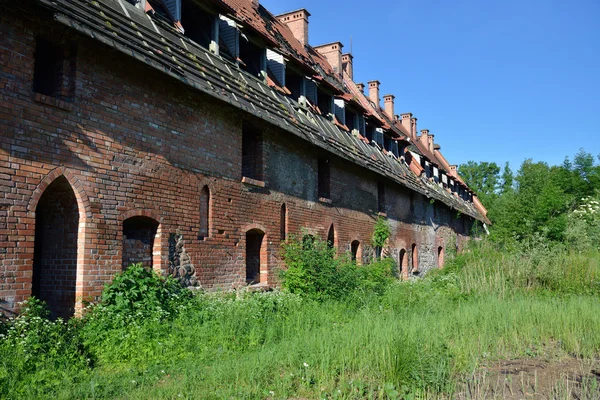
{"left": 358, "top": 115, "right": 366, "bottom": 136}
{"left": 333, "top": 99, "right": 345, "bottom": 125}
{"left": 162, "top": 0, "right": 181, "bottom": 22}
{"left": 219, "top": 16, "right": 239, "bottom": 60}
{"left": 266, "top": 49, "right": 285, "bottom": 86}
{"left": 374, "top": 128, "right": 384, "bottom": 147}
{"left": 304, "top": 78, "right": 317, "bottom": 105}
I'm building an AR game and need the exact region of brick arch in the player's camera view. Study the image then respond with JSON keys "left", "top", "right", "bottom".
{"left": 29, "top": 166, "right": 92, "bottom": 219}
{"left": 242, "top": 224, "right": 269, "bottom": 285}
{"left": 118, "top": 209, "right": 166, "bottom": 273}
{"left": 28, "top": 167, "right": 93, "bottom": 317}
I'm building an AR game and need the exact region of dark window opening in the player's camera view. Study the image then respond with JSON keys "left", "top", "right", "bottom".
{"left": 327, "top": 224, "right": 335, "bottom": 249}
{"left": 351, "top": 240, "right": 360, "bottom": 264}
{"left": 280, "top": 203, "right": 287, "bottom": 241}
{"left": 286, "top": 68, "right": 303, "bottom": 100}
{"left": 241, "top": 122, "right": 263, "bottom": 181}
{"left": 239, "top": 39, "right": 264, "bottom": 78}
{"left": 377, "top": 181, "right": 385, "bottom": 214}
{"left": 33, "top": 176, "right": 79, "bottom": 320}
{"left": 365, "top": 123, "right": 374, "bottom": 143}
{"left": 317, "top": 90, "right": 332, "bottom": 116}
{"left": 123, "top": 216, "right": 159, "bottom": 270}
{"left": 199, "top": 185, "right": 210, "bottom": 239}
{"left": 384, "top": 135, "right": 392, "bottom": 152}
{"left": 318, "top": 158, "right": 331, "bottom": 199}
{"left": 181, "top": 1, "right": 214, "bottom": 49}
{"left": 33, "top": 38, "right": 70, "bottom": 99}
{"left": 246, "top": 229, "right": 265, "bottom": 284}
{"left": 345, "top": 109, "right": 358, "bottom": 131}
{"left": 409, "top": 191, "right": 415, "bottom": 212}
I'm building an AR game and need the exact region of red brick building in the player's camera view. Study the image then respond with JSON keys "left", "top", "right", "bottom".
{"left": 0, "top": 0, "right": 489, "bottom": 318}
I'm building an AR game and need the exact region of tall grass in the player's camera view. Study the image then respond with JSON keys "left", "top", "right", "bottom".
{"left": 1, "top": 242, "right": 599, "bottom": 398}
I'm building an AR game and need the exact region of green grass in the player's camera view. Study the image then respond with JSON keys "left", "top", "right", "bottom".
{"left": 1, "top": 242, "right": 599, "bottom": 399}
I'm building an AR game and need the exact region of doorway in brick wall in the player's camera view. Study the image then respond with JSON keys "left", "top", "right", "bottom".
{"left": 32, "top": 176, "right": 79, "bottom": 320}
{"left": 246, "top": 229, "right": 266, "bottom": 284}
{"left": 122, "top": 216, "right": 159, "bottom": 270}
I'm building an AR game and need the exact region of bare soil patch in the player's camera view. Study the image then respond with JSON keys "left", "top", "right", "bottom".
{"left": 456, "top": 356, "right": 600, "bottom": 399}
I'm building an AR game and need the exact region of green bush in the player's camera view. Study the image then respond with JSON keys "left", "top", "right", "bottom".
{"left": 280, "top": 235, "right": 394, "bottom": 301}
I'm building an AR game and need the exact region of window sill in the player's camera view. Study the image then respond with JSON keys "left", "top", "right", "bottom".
{"left": 242, "top": 176, "right": 265, "bottom": 188}
{"left": 377, "top": 212, "right": 387, "bottom": 217}
{"left": 32, "top": 92, "right": 74, "bottom": 112}
{"left": 318, "top": 197, "right": 332, "bottom": 204}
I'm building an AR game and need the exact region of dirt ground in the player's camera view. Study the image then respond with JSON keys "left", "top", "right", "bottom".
{"left": 455, "top": 356, "right": 600, "bottom": 399}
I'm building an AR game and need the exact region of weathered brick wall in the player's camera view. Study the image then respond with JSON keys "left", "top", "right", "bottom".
{"left": 0, "top": 4, "right": 473, "bottom": 316}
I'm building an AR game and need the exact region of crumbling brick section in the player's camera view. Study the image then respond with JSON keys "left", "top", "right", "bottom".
{"left": 32, "top": 176, "right": 78, "bottom": 320}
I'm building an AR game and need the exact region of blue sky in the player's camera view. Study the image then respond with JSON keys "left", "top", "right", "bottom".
{"left": 262, "top": 0, "right": 600, "bottom": 173}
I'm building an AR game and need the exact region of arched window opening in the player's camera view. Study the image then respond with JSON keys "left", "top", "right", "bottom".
{"left": 411, "top": 243, "right": 418, "bottom": 274}
{"left": 246, "top": 229, "right": 266, "bottom": 284}
{"left": 199, "top": 185, "right": 210, "bottom": 239}
{"left": 351, "top": 240, "right": 361, "bottom": 265}
{"left": 33, "top": 176, "right": 79, "bottom": 319}
{"left": 280, "top": 203, "right": 287, "bottom": 241}
{"left": 398, "top": 249, "right": 408, "bottom": 279}
{"left": 327, "top": 224, "right": 335, "bottom": 249}
{"left": 438, "top": 246, "right": 445, "bottom": 269}
{"left": 122, "top": 216, "right": 159, "bottom": 270}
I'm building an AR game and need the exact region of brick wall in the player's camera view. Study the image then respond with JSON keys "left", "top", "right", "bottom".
{"left": 0, "top": 3, "right": 472, "bottom": 317}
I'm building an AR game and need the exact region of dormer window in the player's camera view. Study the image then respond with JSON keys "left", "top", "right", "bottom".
{"left": 345, "top": 109, "right": 358, "bottom": 131}
{"left": 383, "top": 135, "right": 392, "bottom": 152}
{"left": 181, "top": 0, "right": 218, "bottom": 52}
{"left": 239, "top": 38, "right": 266, "bottom": 78}
{"left": 286, "top": 67, "right": 304, "bottom": 100}
{"left": 219, "top": 16, "right": 239, "bottom": 62}
{"left": 317, "top": 89, "right": 333, "bottom": 117}
{"left": 365, "top": 123, "right": 374, "bottom": 142}
{"left": 333, "top": 99, "right": 346, "bottom": 125}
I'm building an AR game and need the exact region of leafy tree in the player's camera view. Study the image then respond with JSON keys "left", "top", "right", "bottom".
{"left": 458, "top": 161, "right": 500, "bottom": 205}
{"left": 500, "top": 162, "right": 513, "bottom": 194}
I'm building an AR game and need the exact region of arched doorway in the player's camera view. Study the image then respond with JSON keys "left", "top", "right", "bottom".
{"left": 246, "top": 229, "right": 266, "bottom": 284}
{"left": 411, "top": 243, "right": 418, "bottom": 274}
{"left": 327, "top": 224, "right": 335, "bottom": 249}
{"left": 399, "top": 249, "right": 408, "bottom": 279}
{"left": 351, "top": 240, "right": 361, "bottom": 265}
{"left": 437, "top": 246, "right": 445, "bottom": 269}
{"left": 32, "top": 176, "right": 79, "bottom": 319}
{"left": 122, "top": 216, "right": 159, "bottom": 270}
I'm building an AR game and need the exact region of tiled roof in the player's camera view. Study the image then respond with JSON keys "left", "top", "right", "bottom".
{"left": 34, "top": 0, "right": 487, "bottom": 223}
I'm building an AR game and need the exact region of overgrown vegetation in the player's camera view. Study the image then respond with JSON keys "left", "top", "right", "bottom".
{"left": 1, "top": 236, "right": 599, "bottom": 398}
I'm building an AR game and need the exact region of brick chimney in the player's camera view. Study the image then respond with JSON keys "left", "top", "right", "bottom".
{"left": 251, "top": 0, "right": 259, "bottom": 9}
{"left": 383, "top": 94, "right": 395, "bottom": 120}
{"left": 450, "top": 165, "right": 458, "bottom": 175}
{"left": 314, "top": 42, "right": 343, "bottom": 75}
{"left": 410, "top": 116, "right": 417, "bottom": 138}
{"left": 277, "top": 9, "right": 311, "bottom": 46}
{"left": 368, "top": 80, "right": 380, "bottom": 108}
{"left": 420, "top": 129, "right": 429, "bottom": 148}
{"left": 401, "top": 113, "right": 413, "bottom": 137}
{"left": 342, "top": 53, "right": 353, "bottom": 79}
{"left": 356, "top": 83, "right": 365, "bottom": 93}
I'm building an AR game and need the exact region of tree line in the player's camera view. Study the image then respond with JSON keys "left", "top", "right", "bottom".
{"left": 459, "top": 149, "right": 600, "bottom": 245}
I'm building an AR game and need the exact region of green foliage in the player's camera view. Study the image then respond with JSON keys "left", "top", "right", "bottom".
{"left": 280, "top": 235, "right": 393, "bottom": 301}
{"left": 565, "top": 194, "right": 600, "bottom": 251}
{"left": 458, "top": 160, "right": 501, "bottom": 205}
{"left": 371, "top": 215, "right": 391, "bottom": 248}
{"left": 0, "top": 298, "right": 89, "bottom": 398}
